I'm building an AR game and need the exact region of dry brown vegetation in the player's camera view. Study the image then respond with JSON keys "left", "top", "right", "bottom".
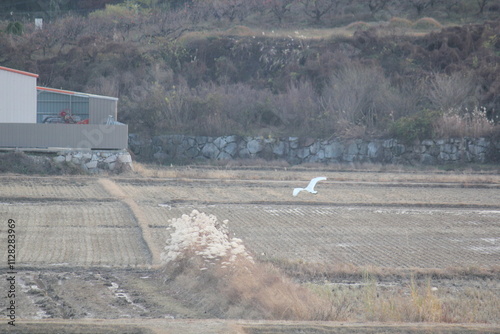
{"left": 157, "top": 208, "right": 499, "bottom": 323}
{"left": 132, "top": 161, "right": 500, "bottom": 184}
{"left": 161, "top": 255, "right": 334, "bottom": 320}
{"left": 0, "top": 151, "right": 85, "bottom": 175}
{"left": 1, "top": 168, "right": 499, "bottom": 332}
{"left": 1, "top": 1, "right": 499, "bottom": 141}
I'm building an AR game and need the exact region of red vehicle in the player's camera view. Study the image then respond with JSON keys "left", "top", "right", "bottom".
{"left": 42, "top": 109, "right": 89, "bottom": 124}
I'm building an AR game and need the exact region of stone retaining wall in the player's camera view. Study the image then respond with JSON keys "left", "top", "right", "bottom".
{"left": 53, "top": 149, "right": 133, "bottom": 172}
{"left": 129, "top": 134, "right": 500, "bottom": 165}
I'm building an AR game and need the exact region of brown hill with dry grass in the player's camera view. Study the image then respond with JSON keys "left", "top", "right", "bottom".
{"left": 0, "top": 3, "right": 499, "bottom": 141}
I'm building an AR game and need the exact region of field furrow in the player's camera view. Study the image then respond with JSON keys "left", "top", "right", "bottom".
{"left": 143, "top": 204, "right": 500, "bottom": 268}
{"left": 0, "top": 201, "right": 151, "bottom": 267}
{"left": 1, "top": 176, "right": 498, "bottom": 270}
{"left": 115, "top": 179, "right": 500, "bottom": 207}
{"left": 0, "top": 177, "right": 110, "bottom": 200}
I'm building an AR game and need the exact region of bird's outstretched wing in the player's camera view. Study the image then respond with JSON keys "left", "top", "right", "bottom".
{"left": 293, "top": 188, "right": 303, "bottom": 196}
{"left": 305, "top": 176, "right": 327, "bottom": 192}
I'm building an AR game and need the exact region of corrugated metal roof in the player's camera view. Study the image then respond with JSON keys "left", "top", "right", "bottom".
{"left": 37, "top": 86, "right": 118, "bottom": 101}
{"left": 0, "top": 66, "right": 39, "bottom": 78}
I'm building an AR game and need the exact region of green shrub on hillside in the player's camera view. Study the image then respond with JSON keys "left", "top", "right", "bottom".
{"left": 390, "top": 109, "right": 441, "bottom": 143}
{"left": 6, "top": 22, "right": 23, "bottom": 35}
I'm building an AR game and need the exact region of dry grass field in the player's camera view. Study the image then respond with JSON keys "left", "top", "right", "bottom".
{"left": 1, "top": 164, "right": 499, "bottom": 333}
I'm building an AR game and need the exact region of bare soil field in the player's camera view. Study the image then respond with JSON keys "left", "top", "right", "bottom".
{"left": 1, "top": 166, "right": 499, "bottom": 333}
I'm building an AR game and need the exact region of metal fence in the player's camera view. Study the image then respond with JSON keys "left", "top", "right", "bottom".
{"left": 37, "top": 90, "right": 90, "bottom": 123}
{"left": 0, "top": 123, "right": 128, "bottom": 150}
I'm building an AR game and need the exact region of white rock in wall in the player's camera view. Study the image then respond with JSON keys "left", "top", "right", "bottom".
{"left": 247, "top": 139, "right": 263, "bottom": 154}
{"left": 272, "top": 141, "right": 286, "bottom": 156}
{"left": 118, "top": 154, "right": 132, "bottom": 163}
{"left": 202, "top": 142, "right": 220, "bottom": 159}
{"left": 224, "top": 142, "right": 238, "bottom": 157}
{"left": 367, "top": 141, "right": 382, "bottom": 159}
{"left": 54, "top": 155, "right": 66, "bottom": 163}
{"left": 104, "top": 155, "right": 117, "bottom": 163}
{"left": 85, "top": 160, "right": 98, "bottom": 169}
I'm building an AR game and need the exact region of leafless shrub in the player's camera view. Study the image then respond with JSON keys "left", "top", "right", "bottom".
{"left": 139, "top": 8, "right": 189, "bottom": 43}
{"left": 85, "top": 76, "right": 120, "bottom": 97}
{"left": 139, "top": 81, "right": 280, "bottom": 136}
{"left": 183, "top": 1, "right": 213, "bottom": 23}
{"left": 186, "top": 82, "right": 279, "bottom": 136}
{"left": 199, "top": 0, "right": 253, "bottom": 23}
{"left": 28, "top": 15, "right": 87, "bottom": 55}
{"left": 148, "top": 81, "right": 192, "bottom": 133}
{"left": 274, "top": 81, "right": 328, "bottom": 137}
{"left": 87, "top": 3, "right": 140, "bottom": 41}
{"left": 389, "top": 79, "right": 428, "bottom": 119}
{"left": 320, "top": 62, "right": 396, "bottom": 136}
{"left": 428, "top": 71, "right": 478, "bottom": 113}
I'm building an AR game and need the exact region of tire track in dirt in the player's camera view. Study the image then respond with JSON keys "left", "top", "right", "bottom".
{"left": 98, "top": 178, "right": 161, "bottom": 267}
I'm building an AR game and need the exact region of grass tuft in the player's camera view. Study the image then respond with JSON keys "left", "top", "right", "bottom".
{"left": 412, "top": 17, "right": 443, "bottom": 30}
{"left": 388, "top": 17, "right": 413, "bottom": 28}
{"left": 345, "top": 21, "right": 370, "bottom": 31}
{"left": 160, "top": 210, "right": 334, "bottom": 320}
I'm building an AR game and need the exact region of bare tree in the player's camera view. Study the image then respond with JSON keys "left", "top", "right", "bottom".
{"left": 299, "top": 0, "right": 336, "bottom": 22}
{"left": 367, "top": 0, "right": 392, "bottom": 17}
{"left": 442, "top": 0, "right": 461, "bottom": 14}
{"left": 408, "top": 0, "right": 435, "bottom": 16}
{"left": 477, "top": 0, "right": 491, "bottom": 14}
{"left": 210, "top": 0, "right": 250, "bottom": 22}
{"left": 266, "top": 0, "right": 296, "bottom": 24}
{"left": 137, "top": 9, "right": 188, "bottom": 44}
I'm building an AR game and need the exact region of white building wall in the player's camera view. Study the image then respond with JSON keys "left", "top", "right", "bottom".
{"left": 0, "top": 67, "right": 38, "bottom": 123}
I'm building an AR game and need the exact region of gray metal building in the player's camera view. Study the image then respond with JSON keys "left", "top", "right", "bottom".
{"left": 37, "top": 87, "right": 118, "bottom": 124}
{"left": 0, "top": 66, "right": 127, "bottom": 150}
{"left": 0, "top": 66, "right": 38, "bottom": 123}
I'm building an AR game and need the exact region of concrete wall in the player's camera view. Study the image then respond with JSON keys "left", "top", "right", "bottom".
{"left": 0, "top": 123, "right": 128, "bottom": 150}
{"left": 129, "top": 134, "right": 500, "bottom": 165}
{"left": 0, "top": 67, "right": 38, "bottom": 123}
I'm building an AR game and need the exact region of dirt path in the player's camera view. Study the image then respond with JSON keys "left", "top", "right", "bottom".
{"left": 98, "top": 178, "right": 162, "bottom": 267}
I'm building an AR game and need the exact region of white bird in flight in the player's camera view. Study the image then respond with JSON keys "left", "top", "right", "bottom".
{"left": 293, "top": 177, "right": 327, "bottom": 196}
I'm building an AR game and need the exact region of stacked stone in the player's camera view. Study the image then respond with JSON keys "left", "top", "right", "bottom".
{"left": 128, "top": 134, "right": 499, "bottom": 165}
{"left": 53, "top": 150, "right": 133, "bottom": 172}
